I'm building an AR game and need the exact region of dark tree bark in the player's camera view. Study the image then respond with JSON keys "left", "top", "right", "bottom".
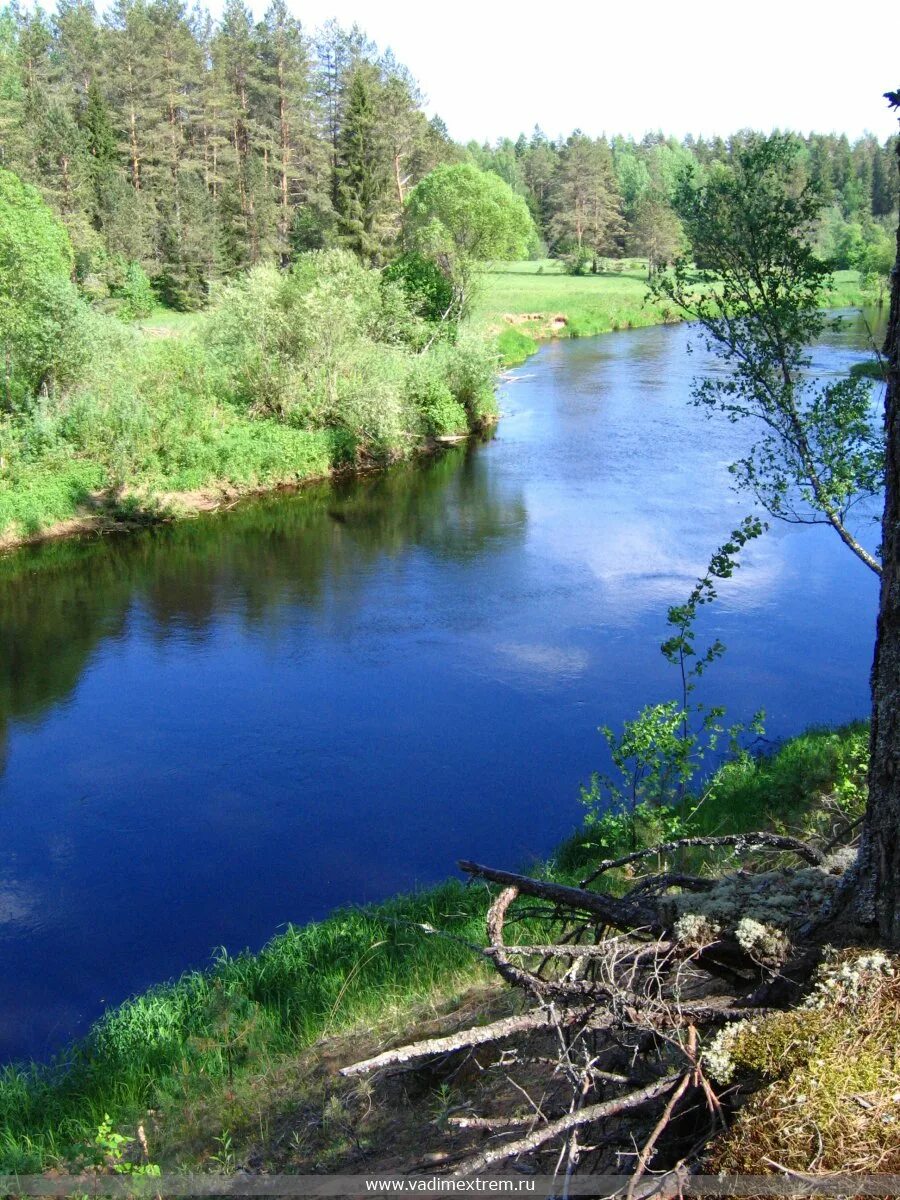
{"left": 856, "top": 104, "right": 900, "bottom": 945}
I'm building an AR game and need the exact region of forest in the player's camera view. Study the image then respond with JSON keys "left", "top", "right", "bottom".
{"left": 0, "top": 0, "right": 895, "bottom": 306}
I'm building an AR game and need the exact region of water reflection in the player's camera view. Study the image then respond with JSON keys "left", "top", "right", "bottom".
{"left": 0, "top": 313, "right": 883, "bottom": 1063}
{"left": 0, "top": 443, "right": 526, "bottom": 752}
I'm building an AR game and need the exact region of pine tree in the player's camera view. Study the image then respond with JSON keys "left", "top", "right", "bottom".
{"left": 334, "top": 61, "right": 392, "bottom": 262}
{"left": 210, "top": 0, "right": 266, "bottom": 266}
{"left": 548, "top": 132, "right": 623, "bottom": 268}
{"left": 314, "top": 19, "right": 371, "bottom": 212}
{"left": 258, "top": 0, "right": 324, "bottom": 261}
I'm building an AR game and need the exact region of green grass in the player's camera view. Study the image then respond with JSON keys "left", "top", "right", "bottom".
{"left": 0, "top": 722, "right": 868, "bottom": 1171}
{"left": 476, "top": 261, "right": 873, "bottom": 367}
{"left": 474, "top": 259, "right": 671, "bottom": 365}
{"left": 0, "top": 881, "right": 494, "bottom": 1170}
{"left": 555, "top": 723, "right": 868, "bottom": 878}
{"left": 135, "top": 306, "right": 204, "bottom": 337}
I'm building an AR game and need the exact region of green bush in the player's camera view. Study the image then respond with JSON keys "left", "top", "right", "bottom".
{"left": 203, "top": 252, "right": 494, "bottom": 458}
{"left": 114, "top": 263, "right": 156, "bottom": 320}
{"left": 383, "top": 252, "right": 454, "bottom": 326}
{"left": 405, "top": 356, "right": 468, "bottom": 437}
{"left": 0, "top": 168, "right": 94, "bottom": 405}
{"left": 0, "top": 245, "right": 501, "bottom": 538}
{"left": 433, "top": 332, "right": 499, "bottom": 429}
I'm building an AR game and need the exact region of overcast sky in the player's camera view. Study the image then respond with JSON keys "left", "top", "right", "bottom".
{"left": 236, "top": 0, "right": 898, "bottom": 144}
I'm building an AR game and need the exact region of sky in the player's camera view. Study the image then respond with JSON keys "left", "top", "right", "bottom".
{"left": 234, "top": 0, "right": 899, "bottom": 145}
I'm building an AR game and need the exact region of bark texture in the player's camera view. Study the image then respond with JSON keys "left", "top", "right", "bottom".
{"left": 858, "top": 123, "right": 900, "bottom": 945}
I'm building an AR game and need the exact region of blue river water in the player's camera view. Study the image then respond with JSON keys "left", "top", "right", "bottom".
{"left": 0, "top": 313, "right": 884, "bottom": 1062}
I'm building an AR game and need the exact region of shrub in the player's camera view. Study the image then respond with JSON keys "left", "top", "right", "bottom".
{"left": 434, "top": 333, "right": 499, "bottom": 429}
{"left": 405, "top": 356, "right": 468, "bottom": 438}
{"left": 114, "top": 263, "right": 156, "bottom": 320}
{"left": 0, "top": 168, "right": 93, "bottom": 405}
{"left": 383, "top": 252, "right": 454, "bottom": 326}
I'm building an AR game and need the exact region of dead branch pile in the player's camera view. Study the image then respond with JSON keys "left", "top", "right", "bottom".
{"left": 342, "top": 830, "right": 857, "bottom": 1186}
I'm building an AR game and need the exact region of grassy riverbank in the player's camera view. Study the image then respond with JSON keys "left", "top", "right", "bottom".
{"left": 0, "top": 722, "right": 867, "bottom": 1171}
{"left": 0, "top": 253, "right": 877, "bottom": 551}
{"left": 0, "top": 253, "right": 499, "bottom": 552}
{"left": 475, "top": 260, "right": 876, "bottom": 366}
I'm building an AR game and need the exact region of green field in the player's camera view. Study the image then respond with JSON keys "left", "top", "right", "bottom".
{"left": 134, "top": 261, "right": 874, "bottom": 371}
{"left": 473, "top": 260, "right": 873, "bottom": 366}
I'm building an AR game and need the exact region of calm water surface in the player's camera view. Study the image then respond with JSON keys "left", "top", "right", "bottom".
{"left": 0, "top": 315, "right": 884, "bottom": 1062}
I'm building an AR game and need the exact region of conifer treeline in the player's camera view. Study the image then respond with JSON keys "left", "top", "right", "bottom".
{"left": 0, "top": 0, "right": 454, "bottom": 305}
{"left": 470, "top": 127, "right": 898, "bottom": 276}
{"left": 0, "top": 0, "right": 897, "bottom": 307}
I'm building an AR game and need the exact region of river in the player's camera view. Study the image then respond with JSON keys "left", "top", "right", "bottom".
{"left": 0, "top": 313, "right": 883, "bottom": 1062}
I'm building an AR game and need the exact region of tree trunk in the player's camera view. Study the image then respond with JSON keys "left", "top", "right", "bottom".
{"left": 855, "top": 124, "right": 900, "bottom": 946}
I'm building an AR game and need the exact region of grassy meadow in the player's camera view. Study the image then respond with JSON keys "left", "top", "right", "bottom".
{"left": 474, "top": 259, "right": 874, "bottom": 366}
{"left": 0, "top": 723, "right": 868, "bottom": 1171}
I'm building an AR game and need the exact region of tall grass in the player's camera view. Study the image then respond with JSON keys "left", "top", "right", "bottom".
{"left": 0, "top": 723, "right": 868, "bottom": 1170}
{"left": 0, "top": 881, "right": 491, "bottom": 1169}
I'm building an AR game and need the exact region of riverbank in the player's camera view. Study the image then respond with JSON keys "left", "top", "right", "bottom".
{"left": 0, "top": 431, "right": 480, "bottom": 554}
{"left": 0, "top": 260, "right": 875, "bottom": 555}
{"left": 475, "top": 261, "right": 877, "bottom": 366}
{"left": 0, "top": 253, "right": 499, "bottom": 554}
{"left": 0, "top": 723, "right": 867, "bottom": 1171}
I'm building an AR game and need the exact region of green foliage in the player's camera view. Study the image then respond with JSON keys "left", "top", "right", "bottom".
{"left": 0, "top": 248, "right": 500, "bottom": 540}
{"left": 581, "top": 520, "right": 766, "bottom": 846}
{"left": 383, "top": 252, "right": 454, "bottom": 325}
{"left": 404, "top": 356, "right": 467, "bottom": 437}
{"left": 548, "top": 133, "right": 623, "bottom": 267}
{"left": 653, "top": 134, "right": 883, "bottom": 575}
{"left": 705, "top": 723, "right": 869, "bottom": 838}
{"left": 112, "top": 261, "right": 155, "bottom": 320}
{"left": 405, "top": 163, "right": 536, "bottom": 319}
{"left": 0, "top": 167, "right": 90, "bottom": 405}
{"left": 406, "top": 163, "right": 535, "bottom": 264}
{"left": 93, "top": 1115, "right": 160, "bottom": 1176}
{"left": 0, "top": 878, "right": 492, "bottom": 1170}
{"left": 203, "top": 250, "right": 493, "bottom": 460}
{"left": 430, "top": 331, "right": 499, "bottom": 430}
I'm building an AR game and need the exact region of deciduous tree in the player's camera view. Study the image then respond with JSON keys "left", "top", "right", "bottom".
{"left": 653, "top": 134, "right": 883, "bottom": 575}
{"left": 404, "top": 161, "right": 534, "bottom": 318}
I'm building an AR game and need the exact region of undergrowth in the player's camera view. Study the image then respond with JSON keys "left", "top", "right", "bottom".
{"left": 0, "top": 252, "right": 498, "bottom": 544}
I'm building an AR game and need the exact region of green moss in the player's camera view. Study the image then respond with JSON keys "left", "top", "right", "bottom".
{"left": 709, "top": 952, "right": 900, "bottom": 1175}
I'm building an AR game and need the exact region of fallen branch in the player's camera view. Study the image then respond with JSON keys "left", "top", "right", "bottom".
{"left": 579, "top": 832, "right": 825, "bottom": 888}
{"left": 458, "top": 861, "right": 663, "bottom": 934}
{"left": 452, "top": 1075, "right": 680, "bottom": 1176}
{"left": 626, "top": 1071, "right": 694, "bottom": 1200}
{"left": 340, "top": 1004, "right": 599, "bottom": 1077}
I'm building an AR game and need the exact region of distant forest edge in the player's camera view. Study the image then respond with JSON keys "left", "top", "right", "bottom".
{"left": 0, "top": 0, "right": 896, "bottom": 309}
